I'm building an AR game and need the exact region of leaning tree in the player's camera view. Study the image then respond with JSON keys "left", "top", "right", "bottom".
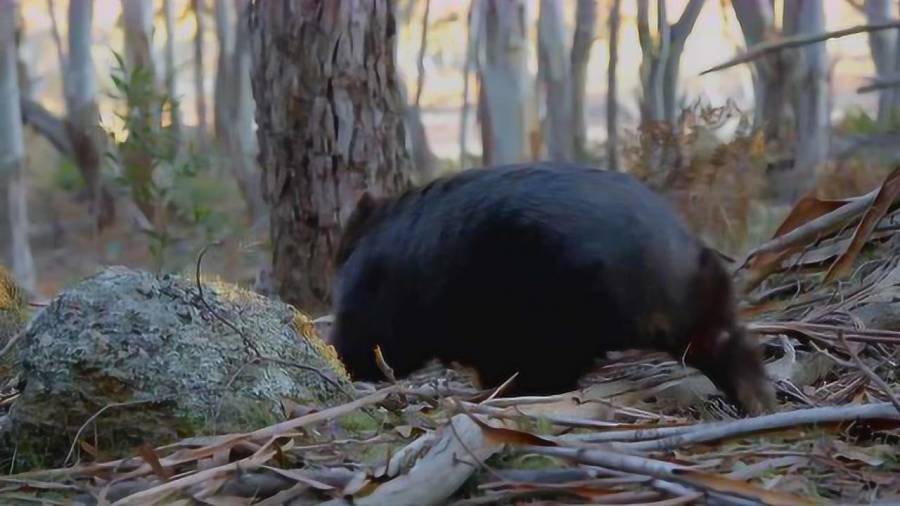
{"left": 249, "top": 0, "right": 412, "bottom": 314}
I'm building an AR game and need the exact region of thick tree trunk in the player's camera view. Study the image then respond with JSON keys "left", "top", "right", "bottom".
{"left": 475, "top": 0, "right": 531, "bottom": 166}
{"left": 192, "top": 0, "right": 208, "bottom": 144}
{"left": 0, "top": 0, "right": 36, "bottom": 292}
{"left": 65, "top": 0, "right": 114, "bottom": 230}
{"left": 537, "top": 0, "right": 573, "bottom": 161}
{"left": 864, "top": 0, "right": 896, "bottom": 123}
{"left": 570, "top": 0, "right": 596, "bottom": 162}
{"left": 249, "top": 0, "right": 412, "bottom": 314}
{"left": 606, "top": 0, "right": 621, "bottom": 171}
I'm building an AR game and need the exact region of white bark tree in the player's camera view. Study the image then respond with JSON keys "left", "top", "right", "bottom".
{"left": 213, "top": 0, "right": 264, "bottom": 221}
{"left": 475, "top": 0, "right": 532, "bottom": 166}
{"left": 0, "top": 0, "right": 36, "bottom": 292}
{"left": 864, "top": 0, "right": 897, "bottom": 123}
{"left": 732, "top": 0, "right": 792, "bottom": 137}
{"left": 537, "top": 0, "right": 573, "bottom": 161}
{"left": 163, "top": 0, "right": 181, "bottom": 137}
{"left": 192, "top": 0, "right": 208, "bottom": 144}
{"left": 607, "top": 0, "right": 621, "bottom": 171}
{"left": 636, "top": 0, "right": 705, "bottom": 125}
{"left": 783, "top": 0, "right": 830, "bottom": 201}
{"left": 733, "top": 0, "right": 830, "bottom": 203}
{"left": 64, "top": 0, "right": 115, "bottom": 230}
{"left": 570, "top": 0, "right": 596, "bottom": 162}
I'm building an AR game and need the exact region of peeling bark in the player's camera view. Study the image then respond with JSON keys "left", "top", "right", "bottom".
{"left": 250, "top": 0, "right": 412, "bottom": 314}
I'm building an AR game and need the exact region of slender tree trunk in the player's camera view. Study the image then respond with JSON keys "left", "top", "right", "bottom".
{"left": 459, "top": 0, "right": 482, "bottom": 169}
{"left": 163, "top": 0, "right": 181, "bottom": 138}
{"left": 637, "top": 0, "right": 705, "bottom": 125}
{"left": 607, "top": 0, "right": 621, "bottom": 171}
{"left": 784, "top": 0, "right": 830, "bottom": 202}
{"left": 65, "top": 0, "right": 115, "bottom": 230}
{"left": 570, "top": 0, "right": 596, "bottom": 162}
{"left": 249, "top": 0, "right": 412, "bottom": 314}
{"left": 192, "top": 0, "right": 208, "bottom": 144}
{"left": 213, "top": 0, "right": 232, "bottom": 141}
{"left": 406, "top": 0, "right": 438, "bottom": 182}
{"left": 732, "top": 0, "right": 789, "bottom": 138}
{"left": 0, "top": 0, "right": 36, "bottom": 292}
{"left": 864, "top": 0, "right": 896, "bottom": 124}
{"left": 537, "top": 0, "right": 573, "bottom": 161}
{"left": 476, "top": 0, "right": 531, "bottom": 166}
{"left": 121, "top": 0, "right": 157, "bottom": 219}
{"left": 214, "top": 0, "right": 264, "bottom": 222}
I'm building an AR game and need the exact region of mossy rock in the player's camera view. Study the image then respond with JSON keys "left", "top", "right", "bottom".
{"left": 4, "top": 266, "right": 353, "bottom": 469}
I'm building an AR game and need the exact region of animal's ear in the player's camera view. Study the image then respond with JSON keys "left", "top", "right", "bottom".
{"left": 334, "top": 191, "right": 382, "bottom": 269}
{"left": 354, "top": 191, "right": 378, "bottom": 220}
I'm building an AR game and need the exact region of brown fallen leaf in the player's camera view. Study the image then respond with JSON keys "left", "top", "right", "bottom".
{"left": 826, "top": 165, "right": 900, "bottom": 282}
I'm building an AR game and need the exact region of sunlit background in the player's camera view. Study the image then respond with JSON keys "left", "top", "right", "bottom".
{"left": 18, "top": 0, "right": 876, "bottom": 159}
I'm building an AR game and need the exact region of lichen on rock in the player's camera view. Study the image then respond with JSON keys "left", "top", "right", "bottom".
{"left": 4, "top": 266, "right": 353, "bottom": 468}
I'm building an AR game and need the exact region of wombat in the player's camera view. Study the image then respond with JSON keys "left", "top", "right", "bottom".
{"left": 330, "top": 162, "right": 775, "bottom": 415}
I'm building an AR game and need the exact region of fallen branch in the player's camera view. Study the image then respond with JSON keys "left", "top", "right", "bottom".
{"left": 837, "top": 332, "right": 900, "bottom": 414}
{"left": 618, "top": 402, "right": 900, "bottom": 452}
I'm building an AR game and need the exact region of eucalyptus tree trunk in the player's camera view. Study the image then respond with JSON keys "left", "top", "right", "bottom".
{"left": 570, "top": 0, "right": 596, "bottom": 162}
{"left": 250, "top": 0, "right": 412, "bottom": 314}
{"left": 783, "top": 0, "right": 829, "bottom": 202}
{"left": 475, "top": 0, "right": 532, "bottom": 166}
{"left": 606, "top": 0, "right": 621, "bottom": 171}
{"left": 864, "top": 0, "right": 896, "bottom": 124}
{"left": 192, "top": 0, "right": 208, "bottom": 143}
{"left": 65, "top": 0, "right": 114, "bottom": 230}
{"left": 214, "top": 0, "right": 264, "bottom": 222}
{"left": 537, "top": 0, "right": 573, "bottom": 161}
{"left": 636, "top": 0, "right": 705, "bottom": 125}
{"left": 732, "top": 0, "right": 793, "bottom": 140}
{"left": 120, "top": 0, "right": 158, "bottom": 218}
{"left": 0, "top": 0, "right": 36, "bottom": 292}
{"left": 163, "top": 0, "right": 181, "bottom": 138}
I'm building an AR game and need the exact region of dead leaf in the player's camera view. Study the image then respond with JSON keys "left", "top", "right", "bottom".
{"left": 676, "top": 468, "right": 818, "bottom": 506}
{"left": 137, "top": 444, "right": 171, "bottom": 481}
{"left": 826, "top": 166, "right": 900, "bottom": 282}
{"left": 748, "top": 193, "right": 854, "bottom": 271}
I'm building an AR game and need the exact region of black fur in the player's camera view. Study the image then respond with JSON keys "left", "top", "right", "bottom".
{"left": 331, "top": 162, "right": 774, "bottom": 413}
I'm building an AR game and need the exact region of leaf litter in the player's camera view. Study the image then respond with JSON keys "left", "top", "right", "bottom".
{"left": 4, "top": 170, "right": 900, "bottom": 504}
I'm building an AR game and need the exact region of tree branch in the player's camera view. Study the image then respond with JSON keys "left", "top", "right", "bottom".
{"left": 671, "top": 0, "right": 705, "bottom": 47}
{"left": 701, "top": 20, "right": 900, "bottom": 75}
{"left": 857, "top": 74, "right": 900, "bottom": 93}
{"left": 19, "top": 98, "right": 73, "bottom": 156}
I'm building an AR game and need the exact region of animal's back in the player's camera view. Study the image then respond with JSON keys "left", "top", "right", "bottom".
{"left": 332, "top": 163, "right": 710, "bottom": 392}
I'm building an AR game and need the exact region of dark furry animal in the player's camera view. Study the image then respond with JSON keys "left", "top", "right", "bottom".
{"left": 330, "top": 162, "right": 774, "bottom": 415}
